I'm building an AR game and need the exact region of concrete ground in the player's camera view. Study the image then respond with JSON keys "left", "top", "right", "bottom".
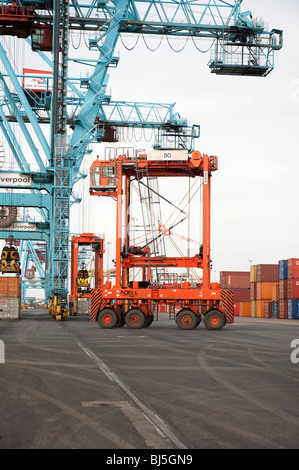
{"left": 1, "top": 310, "right": 299, "bottom": 450}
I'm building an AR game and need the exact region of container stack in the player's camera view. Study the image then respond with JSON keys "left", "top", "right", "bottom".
{"left": 0, "top": 277, "right": 22, "bottom": 320}
{"left": 286, "top": 259, "right": 299, "bottom": 319}
{"left": 278, "top": 259, "right": 288, "bottom": 318}
{"left": 250, "top": 264, "right": 279, "bottom": 318}
{"left": 220, "top": 271, "right": 251, "bottom": 316}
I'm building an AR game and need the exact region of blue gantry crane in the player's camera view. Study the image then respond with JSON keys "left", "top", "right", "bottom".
{"left": 0, "top": 0, "right": 282, "bottom": 318}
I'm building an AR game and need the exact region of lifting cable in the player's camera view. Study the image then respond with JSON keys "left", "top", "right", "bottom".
{"left": 166, "top": 35, "right": 189, "bottom": 53}
{"left": 71, "top": 30, "right": 82, "bottom": 50}
{"left": 130, "top": 179, "right": 188, "bottom": 251}
{"left": 120, "top": 33, "right": 140, "bottom": 51}
{"left": 164, "top": 176, "right": 202, "bottom": 227}
{"left": 191, "top": 37, "right": 215, "bottom": 53}
{"left": 142, "top": 33, "right": 164, "bottom": 52}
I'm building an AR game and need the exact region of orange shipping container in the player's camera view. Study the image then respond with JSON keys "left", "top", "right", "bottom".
{"left": 0, "top": 277, "right": 21, "bottom": 298}
{"left": 257, "top": 282, "right": 278, "bottom": 300}
{"left": 256, "top": 300, "right": 266, "bottom": 318}
{"left": 240, "top": 301, "right": 251, "bottom": 317}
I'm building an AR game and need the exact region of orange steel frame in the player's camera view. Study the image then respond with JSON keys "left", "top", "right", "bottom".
{"left": 89, "top": 150, "right": 234, "bottom": 327}
{"left": 70, "top": 233, "right": 104, "bottom": 315}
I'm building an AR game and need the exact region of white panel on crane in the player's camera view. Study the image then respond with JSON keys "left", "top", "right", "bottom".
{"left": 0, "top": 173, "right": 32, "bottom": 187}
{"left": 147, "top": 150, "right": 188, "bottom": 161}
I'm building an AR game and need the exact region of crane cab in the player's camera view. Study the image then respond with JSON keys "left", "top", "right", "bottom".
{"left": 0, "top": 238, "right": 21, "bottom": 275}
{"left": 76, "top": 264, "right": 90, "bottom": 292}
{"left": 90, "top": 157, "right": 117, "bottom": 197}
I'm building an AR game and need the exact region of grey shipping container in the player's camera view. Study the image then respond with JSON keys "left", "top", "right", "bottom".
{"left": 0, "top": 297, "right": 21, "bottom": 319}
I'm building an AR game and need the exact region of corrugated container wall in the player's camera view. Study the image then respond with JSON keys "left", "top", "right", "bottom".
{"left": 0, "top": 277, "right": 21, "bottom": 298}
{"left": 256, "top": 264, "right": 279, "bottom": 283}
{"left": 250, "top": 265, "right": 257, "bottom": 283}
{"left": 239, "top": 302, "right": 251, "bottom": 317}
{"left": 279, "top": 280, "right": 287, "bottom": 300}
{"left": 272, "top": 301, "right": 279, "bottom": 318}
{"left": 272, "top": 283, "right": 279, "bottom": 301}
{"left": 287, "top": 259, "right": 299, "bottom": 279}
{"left": 264, "top": 301, "right": 272, "bottom": 318}
{"left": 279, "top": 300, "right": 288, "bottom": 319}
{"left": 292, "top": 300, "right": 299, "bottom": 319}
{"left": 233, "top": 289, "right": 250, "bottom": 302}
{"left": 220, "top": 271, "right": 250, "bottom": 289}
{"left": 257, "top": 282, "right": 277, "bottom": 300}
{"left": 0, "top": 297, "right": 21, "bottom": 319}
{"left": 287, "top": 279, "right": 299, "bottom": 299}
{"left": 279, "top": 260, "right": 288, "bottom": 280}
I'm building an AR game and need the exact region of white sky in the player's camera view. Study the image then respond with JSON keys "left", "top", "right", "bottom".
{"left": 71, "top": 0, "right": 299, "bottom": 281}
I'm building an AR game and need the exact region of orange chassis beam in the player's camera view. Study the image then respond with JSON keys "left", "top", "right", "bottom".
{"left": 90, "top": 284, "right": 234, "bottom": 325}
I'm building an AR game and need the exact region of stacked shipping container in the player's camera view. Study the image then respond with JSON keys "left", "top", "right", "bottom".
{"left": 0, "top": 277, "right": 22, "bottom": 319}
{"left": 249, "top": 264, "right": 278, "bottom": 317}
{"left": 221, "top": 260, "right": 299, "bottom": 320}
{"left": 250, "top": 265, "right": 279, "bottom": 317}
{"left": 220, "top": 271, "right": 251, "bottom": 316}
{"left": 283, "top": 259, "right": 299, "bottom": 319}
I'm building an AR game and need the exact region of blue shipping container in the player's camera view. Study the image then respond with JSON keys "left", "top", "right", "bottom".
{"left": 292, "top": 300, "right": 299, "bottom": 320}
{"left": 272, "top": 301, "right": 279, "bottom": 318}
{"left": 279, "top": 260, "right": 288, "bottom": 280}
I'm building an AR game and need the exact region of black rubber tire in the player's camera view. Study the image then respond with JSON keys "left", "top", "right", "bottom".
{"left": 176, "top": 309, "right": 199, "bottom": 330}
{"left": 143, "top": 313, "right": 154, "bottom": 328}
{"left": 97, "top": 308, "right": 118, "bottom": 329}
{"left": 125, "top": 308, "right": 146, "bottom": 329}
{"left": 204, "top": 310, "right": 226, "bottom": 330}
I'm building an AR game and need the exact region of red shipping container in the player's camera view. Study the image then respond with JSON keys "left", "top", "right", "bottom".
{"left": 250, "top": 282, "right": 257, "bottom": 300}
{"left": 279, "top": 300, "right": 288, "bottom": 319}
{"left": 256, "top": 264, "right": 278, "bottom": 282}
{"left": 234, "top": 302, "right": 240, "bottom": 316}
{"left": 287, "top": 259, "right": 299, "bottom": 279}
{"left": 232, "top": 288, "right": 250, "bottom": 302}
{"left": 287, "top": 279, "right": 299, "bottom": 299}
{"left": 220, "top": 271, "right": 250, "bottom": 289}
{"left": 264, "top": 301, "right": 272, "bottom": 318}
{"left": 279, "top": 280, "right": 287, "bottom": 299}
{"left": 272, "top": 283, "right": 279, "bottom": 301}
